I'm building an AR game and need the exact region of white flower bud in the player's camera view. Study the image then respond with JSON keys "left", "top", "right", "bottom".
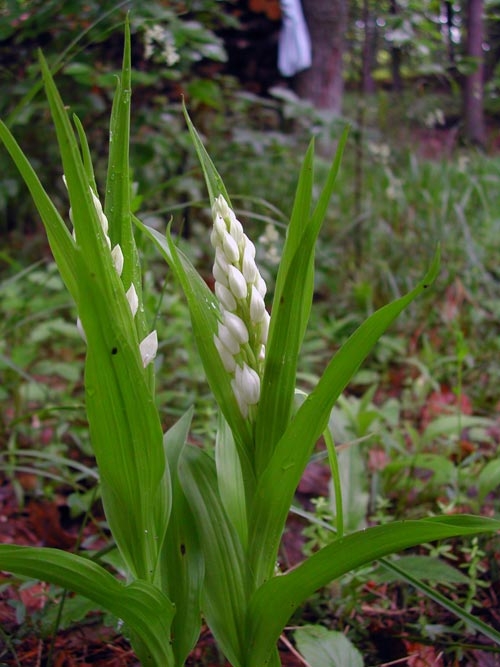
{"left": 140, "top": 330, "right": 158, "bottom": 367}
{"left": 231, "top": 377, "right": 249, "bottom": 419}
{"left": 126, "top": 283, "right": 139, "bottom": 318}
{"left": 229, "top": 213, "right": 244, "bottom": 244}
{"left": 255, "top": 274, "right": 267, "bottom": 298}
{"left": 242, "top": 247, "right": 258, "bottom": 284}
{"left": 260, "top": 310, "right": 270, "bottom": 345}
{"left": 213, "top": 260, "right": 229, "bottom": 288}
{"left": 215, "top": 282, "right": 237, "bottom": 312}
{"left": 235, "top": 363, "right": 260, "bottom": 405}
{"left": 217, "top": 323, "right": 240, "bottom": 354}
{"left": 111, "top": 244, "right": 124, "bottom": 277}
{"left": 213, "top": 213, "right": 227, "bottom": 242}
{"left": 213, "top": 194, "right": 232, "bottom": 220}
{"left": 223, "top": 311, "right": 249, "bottom": 345}
{"left": 91, "top": 191, "right": 109, "bottom": 236}
{"left": 222, "top": 231, "right": 240, "bottom": 263}
{"left": 214, "top": 335, "right": 237, "bottom": 372}
{"left": 227, "top": 265, "right": 248, "bottom": 300}
{"left": 76, "top": 317, "right": 87, "bottom": 343}
{"left": 244, "top": 238, "right": 256, "bottom": 259}
{"left": 250, "top": 285, "right": 266, "bottom": 323}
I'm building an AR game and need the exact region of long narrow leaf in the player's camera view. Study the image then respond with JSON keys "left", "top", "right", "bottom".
{"left": 246, "top": 515, "right": 500, "bottom": 666}
{"left": 179, "top": 445, "right": 251, "bottom": 667}
{"left": 0, "top": 545, "right": 175, "bottom": 667}
{"left": 182, "top": 102, "right": 230, "bottom": 207}
{"left": 249, "top": 250, "right": 440, "bottom": 586}
{"left": 38, "top": 50, "right": 168, "bottom": 581}
{"left": 160, "top": 408, "right": 204, "bottom": 666}
{"left": 255, "top": 131, "right": 349, "bottom": 474}
{"left": 380, "top": 558, "right": 500, "bottom": 646}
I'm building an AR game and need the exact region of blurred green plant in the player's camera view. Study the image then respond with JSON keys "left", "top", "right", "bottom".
{"left": 0, "top": 21, "right": 499, "bottom": 667}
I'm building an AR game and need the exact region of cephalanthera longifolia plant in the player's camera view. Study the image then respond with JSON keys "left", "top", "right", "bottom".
{"left": 1, "top": 22, "right": 499, "bottom": 667}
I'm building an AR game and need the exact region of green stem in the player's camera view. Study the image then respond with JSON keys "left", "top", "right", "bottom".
{"left": 323, "top": 427, "right": 343, "bottom": 539}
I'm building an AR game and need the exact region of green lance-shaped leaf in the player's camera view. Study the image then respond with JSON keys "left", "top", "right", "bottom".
{"left": 159, "top": 408, "right": 204, "bottom": 666}
{"left": 34, "top": 50, "right": 169, "bottom": 581}
{"left": 254, "top": 129, "right": 348, "bottom": 475}
{"left": 249, "top": 250, "right": 440, "bottom": 587}
{"left": 183, "top": 101, "right": 230, "bottom": 207}
{"left": 215, "top": 411, "right": 248, "bottom": 550}
{"left": 0, "top": 545, "right": 175, "bottom": 667}
{"left": 179, "top": 445, "right": 251, "bottom": 667}
{"left": 245, "top": 515, "right": 500, "bottom": 667}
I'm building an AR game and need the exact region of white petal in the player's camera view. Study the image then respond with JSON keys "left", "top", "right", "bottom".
{"left": 235, "top": 363, "right": 260, "bottom": 405}
{"left": 229, "top": 212, "right": 244, "bottom": 244}
{"left": 91, "top": 190, "right": 109, "bottom": 235}
{"left": 126, "top": 283, "right": 139, "bottom": 318}
{"left": 242, "top": 245, "right": 258, "bottom": 283}
{"left": 213, "top": 194, "right": 232, "bottom": 220}
{"left": 231, "top": 377, "right": 249, "bottom": 418}
{"left": 222, "top": 231, "right": 240, "bottom": 263}
{"left": 213, "top": 260, "right": 229, "bottom": 288}
{"left": 214, "top": 335, "right": 236, "bottom": 372}
{"left": 215, "top": 282, "right": 237, "bottom": 312}
{"left": 217, "top": 322, "right": 240, "bottom": 355}
{"left": 255, "top": 274, "right": 267, "bottom": 298}
{"left": 76, "top": 317, "right": 87, "bottom": 343}
{"left": 140, "top": 330, "right": 158, "bottom": 367}
{"left": 250, "top": 285, "right": 266, "bottom": 323}
{"left": 213, "top": 213, "right": 227, "bottom": 239}
{"left": 227, "top": 265, "right": 248, "bottom": 300}
{"left": 260, "top": 310, "right": 270, "bottom": 345}
{"left": 244, "top": 237, "right": 256, "bottom": 259}
{"left": 112, "top": 244, "right": 124, "bottom": 277}
{"left": 223, "top": 311, "right": 249, "bottom": 345}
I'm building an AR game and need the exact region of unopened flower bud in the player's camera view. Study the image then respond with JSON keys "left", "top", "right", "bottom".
{"left": 222, "top": 231, "right": 240, "bottom": 263}
{"left": 231, "top": 378, "right": 249, "bottom": 419}
{"left": 112, "top": 244, "right": 124, "bottom": 277}
{"left": 214, "top": 335, "right": 237, "bottom": 372}
{"left": 212, "top": 213, "right": 226, "bottom": 243}
{"left": 260, "top": 310, "right": 270, "bottom": 345}
{"left": 235, "top": 362, "right": 261, "bottom": 405}
{"left": 126, "top": 283, "right": 139, "bottom": 318}
{"left": 215, "top": 282, "right": 237, "bottom": 312}
{"left": 223, "top": 311, "right": 249, "bottom": 345}
{"left": 227, "top": 265, "right": 248, "bottom": 300}
{"left": 242, "top": 245, "right": 258, "bottom": 283}
{"left": 250, "top": 285, "right": 266, "bottom": 323}
{"left": 217, "top": 323, "right": 240, "bottom": 355}
{"left": 140, "top": 330, "right": 158, "bottom": 367}
{"left": 255, "top": 274, "right": 267, "bottom": 298}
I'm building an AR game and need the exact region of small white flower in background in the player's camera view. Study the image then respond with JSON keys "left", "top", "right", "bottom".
{"left": 64, "top": 177, "right": 157, "bottom": 368}
{"left": 258, "top": 223, "right": 281, "bottom": 265}
{"left": 144, "top": 25, "right": 180, "bottom": 67}
{"left": 210, "top": 195, "right": 269, "bottom": 419}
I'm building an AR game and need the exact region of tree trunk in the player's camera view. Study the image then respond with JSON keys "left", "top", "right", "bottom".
{"left": 294, "top": 0, "right": 347, "bottom": 113}
{"left": 362, "top": 0, "right": 377, "bottom": 95}
{"left": 464, "top": 0, "right": 487, "bottom": 146}
{"left": 390, "top": 0, "right": 403, "bottom": 91}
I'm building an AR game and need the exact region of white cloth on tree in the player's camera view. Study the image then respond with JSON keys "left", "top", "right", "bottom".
{"left": 278, "top": 0, "right": 312, "bottom": 76}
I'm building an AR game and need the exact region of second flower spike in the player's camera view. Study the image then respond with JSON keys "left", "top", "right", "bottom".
{"left": 210, "top": 195, "right": 269, "bottom": 420}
